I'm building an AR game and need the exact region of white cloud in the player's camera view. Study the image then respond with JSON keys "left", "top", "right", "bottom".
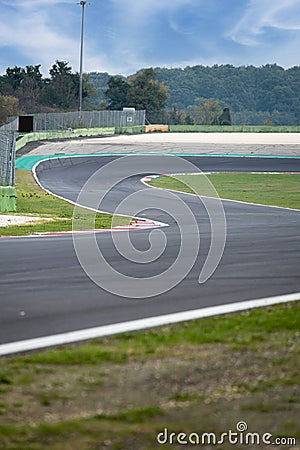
{"left": 0, "top": 0, "right": 298, "bottom": 76}
{"left": 228, "top": 0, "right": 300, "bottom": 45}
{"left": 111, "top": 0, "right": 197, "bottom": 17}
{"left": 0, "top": 1, "right": 84, "bottom": 74}
{"left": 109, "top": 0, "right": 202, "bottom": 34}
{"left": 98, "top": 0, "right": 205, "bottom": 73}
{"left": 0, "top": 0, "right": 142, "bottom": 75}
{"left": 4, "top": 0, "right": 75, "bottom": 7}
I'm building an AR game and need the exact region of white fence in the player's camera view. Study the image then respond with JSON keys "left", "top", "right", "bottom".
{"left": 0, "top": 110, "right": 146, "bottom": 132}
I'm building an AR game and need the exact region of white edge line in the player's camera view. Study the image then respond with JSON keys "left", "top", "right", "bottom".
{"left": 0, "top": 293, "right": 299, "bottom": 356}
{"left": 141, "top": 174, "right": 300, "bottom": 212}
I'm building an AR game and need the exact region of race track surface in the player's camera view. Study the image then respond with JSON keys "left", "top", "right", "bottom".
{"left": 0, "top": 154, "right": 299, "bottom": 345}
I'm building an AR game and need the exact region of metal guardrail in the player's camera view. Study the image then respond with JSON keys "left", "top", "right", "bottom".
{"left": 0, "top": 131, "right": 16, "bottom": 186}
{"left": 0, "top": 117, "right": 18, "bottom": 131}
{"left": 33, "top": 110, "right": 146, "bottom": 130}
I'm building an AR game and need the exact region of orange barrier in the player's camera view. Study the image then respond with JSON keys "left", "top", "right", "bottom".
{"left": 146, "top": 124, "right": 169, "bottom": 133}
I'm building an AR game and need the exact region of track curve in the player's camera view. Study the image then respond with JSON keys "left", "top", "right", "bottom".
{"left": 0, "top": 154, "right": 299, "bottom": 348}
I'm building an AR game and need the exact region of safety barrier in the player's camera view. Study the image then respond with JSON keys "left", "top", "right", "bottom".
{"left": 16, "top": 126, "right": 149, "bottom": 152}
{"left": 146, "top": 124, "right": 169, "bottom": 132}
{"left": 0, "top": 131, "right": 15, "bottom": 186}
{"left": 169, "top": 125, "right": 300, "bottom": 133}
{"left": 0, "top": 117, "right": 18, "bottom": 131}
{"left": 0, "top": 186, "right": 17, "bottom": 212}
{"left": 16, "top": 127, "right": 115, "bottom": 151}
{"left": 115, "top": 126, "right": 146, "bottom": 134}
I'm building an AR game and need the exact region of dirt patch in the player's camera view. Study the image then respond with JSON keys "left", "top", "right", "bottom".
{"left": 1, "top": 343, "right": 298, "bottom": 429}
{"left": 0, "top": 214, "right": 55, "bottom": 227}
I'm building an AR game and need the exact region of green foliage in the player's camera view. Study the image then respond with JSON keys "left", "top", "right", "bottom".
{"left": 128, "top": 68, "right": 168, "bottom": 122}
{"left": 0, "top": 61, "right": 95, "bottom": 114}
{"left": 166, "top": 105, "right": 192, "bottom": 125}
{"left": 88, "top": 72, "right": 111, "bottom": 102}
{"left": 105, "top": 75, "right": 130, "bottom": 110}
{"left": 0, "top": 65, "right": 43, "bottom": 113}
{"left": 0, "top": 65, "right": 27, "bottom": 93}
{"left": 105, "top": 68, "right": 168, "bottom": 122}
{"left": 88, "top": 63, "right": 299, "bottom": 125}
{"left": 154, "top": 64, "right": 299, "bottom": 125}
{"left": 42, "top": 60, "right": 79, "bottom": 110}
{"left": 1, "top": 62, "right": 299, "bottom": 125}
{"left": 19, "top": 65, "right": 44, "bottom": 111}
{"left": 195, "top": 98, "right": 223, "bottom": 125}
{"left": 0, "top": 95, "right": 18, "bottom": 125}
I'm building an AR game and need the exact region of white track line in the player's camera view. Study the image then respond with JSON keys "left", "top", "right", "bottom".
{"left": 0, "top": 293, "right": 299, "bottom": 356}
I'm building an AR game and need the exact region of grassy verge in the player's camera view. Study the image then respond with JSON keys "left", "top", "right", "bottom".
{"left": 0, "top": 301, "right": 299, "bottom": 449}
{"left": 0, "top": 169, "right": 131, "bottom": 236}
{"left": 150, "top": 173, "right": 300, "bottom": 210}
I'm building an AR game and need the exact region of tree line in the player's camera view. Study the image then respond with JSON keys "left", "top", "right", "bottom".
{"left": 1, "top": 61, "right": 299, "bottom": 126}
{"left": 90, "top": 64, "right": 300, "bottom": 125}
{"left": 0, "top": 63, "right": 168, "bottom": 125}
{"left": 0, "top": 61, "right": 96, "bottom": 125}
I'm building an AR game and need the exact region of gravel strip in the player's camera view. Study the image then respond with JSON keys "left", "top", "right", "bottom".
{"left": 0, "top": 215, "right": 53, "bottom": 227}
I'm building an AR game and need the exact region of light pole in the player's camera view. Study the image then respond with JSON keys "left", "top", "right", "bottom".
{"left": 78, "top": 1, "right": 87, "bottom": 119}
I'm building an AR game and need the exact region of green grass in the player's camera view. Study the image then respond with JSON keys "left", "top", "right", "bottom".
{"left": 14, "top": 169, "right": 75, "bottom": 217}
{"left": 0, "top": 169, "right": 131, "bottom": 236}
{"left": 150, "top": 173, "right": 300, "bottom": 209}
{"left": 17, "top": 300, "right": 300, "bottom": 367}
{"left": 0, "top": 302, "right": 299, "bottom": 449}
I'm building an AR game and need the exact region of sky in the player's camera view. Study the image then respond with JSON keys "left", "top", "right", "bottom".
{"left": 0, "top": 0, "right": 299, "bottom": 76}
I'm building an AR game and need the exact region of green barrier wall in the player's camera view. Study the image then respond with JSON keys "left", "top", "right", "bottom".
{"left": 169, "top": 125, "right": 300, "bottom": 133}
{"left": 115, "top": 126, "right": 146, "bottom": 134}
{"left": 15, "top": 126, "right": 149, "bottom": 152}
{"left": 16, "top": 127, "right": 116, "bottom": 151}
{"left": 0, "top": 186, "right": 17, "bottom": 212}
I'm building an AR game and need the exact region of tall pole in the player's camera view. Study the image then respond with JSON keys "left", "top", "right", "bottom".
{"left": 78, "top": 1, "right": 87, "bottom": 119}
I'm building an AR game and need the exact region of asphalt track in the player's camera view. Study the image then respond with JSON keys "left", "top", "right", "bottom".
{"left": 0, "top": 154, "right": 300, "bottom": 348}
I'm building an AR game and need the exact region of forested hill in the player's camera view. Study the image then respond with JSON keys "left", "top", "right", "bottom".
{"left": 89, "top": 64, "right": 300, "bottom": 125}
